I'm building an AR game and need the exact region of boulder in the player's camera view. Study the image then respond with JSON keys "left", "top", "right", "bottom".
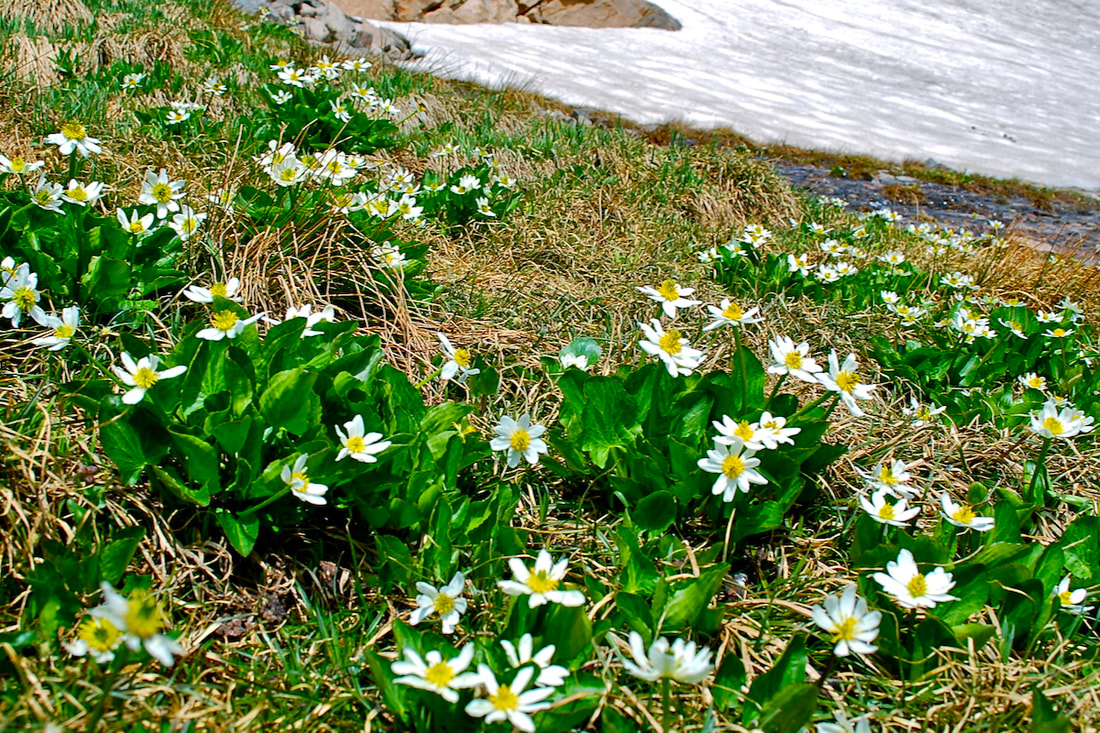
{"left": 525, "top": 0, "right": 680, "bottom": 29}
{"left": 330, "top": 0, "right": 681, "bottom": 30}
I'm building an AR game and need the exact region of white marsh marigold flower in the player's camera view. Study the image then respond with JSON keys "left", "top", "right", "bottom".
{"left": 697, "top": 436, "right": 768, "bottom": 501}
{"left": 620, "top": 630, "right": 713, "bottom": 684}
{"left": 464, "top": 664, "right": 555, "bottom": 732}
{"left": 281, "top": 454, "right": 328, "bottom": 506}
{"left": 638, "top": 279, "right": 701, "bottom": 319}
{"left": 939, "top": 493, "right": 994, "bottom": 532}
{"left": 811, "top": 585, "right": 881, "bottom": 657}
{"left": 490, "top": 413, "right": 548, "bottom": 468}
{"left": 392, "top": 644, "right": 479, "bottom": 703}
{"left": 498, "top": 549, "right": 585, "bottom": 608}
{"left": 45, "top": 121, "right": 102, "bottom": 157}
{"left": 767, "top": 336, "right": 823, "bottom": 383}
{"left": 409, "top": 571, "right": 468, "bottom": 634}
{"left": 334, "top": 415, "right": 391, "bottom": 463}
{"left": 112, "top": 352, "right": 186, "bottom": 405}
{"left": 818, "top": 351, "right": 876, "bottom": 417}
{"left": 873, "top": 548, "right": 957, "bottom": 610}
{"left": 89, "top": 583, "right": 184, "bottom": 666}
{"left": 638, "top": 319, "right": 705, "bottom": 377}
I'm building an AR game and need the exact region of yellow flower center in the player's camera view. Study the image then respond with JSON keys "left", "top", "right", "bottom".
{"left": 279, "top": 168, "right": 299, "bottom": 182}
{"left": 180, "top": 218, "right": 197, "bottom": 233}
{"left": 1059, "top": 590, "right": 1074, "bottom": 605}
{"left": 129, "top": 220, "right": 146, "bottom": 233}
{"left": 210, "top": 282, "right": 227, "bottom": 297}
{"left": 151, "top": 182, "right": 174, "bottom": 203}
{"left": 434, "top": 593, "right": 455, "bottom": 616}
{"left": 1027, "top": 376, "right": 1044, "bottom": 389}
{"left": 878, "top": 503, "right": 896, "bottom": 520}
{"left": 721, "top": 453, "right": 745, "bottom": 479}
{"left": 510, "top": 429, "right": 531, "bottom": 452}
{"left": 1043, "top": 417, "right": 1064, "bottom": 436}
{"left": 722, "top": 302, "right": 744, "bottom": 320}
{"left": 952, "top": 505, "right": 976, "bottom": 524}
{"left": 424, "top": 661, "right": 456, "bottom": 688}
{"left": 832, "top": 616, "right": 858, "bottom": 643}
{"left": 34, "top": 189, "right": 53, "bottom": 205}
{"left": 346, "top": 435, "right": 366, "bottom": 453}
{"left": 659, "top": 330, "right": 683, "bottom": 355}
{"left": 10, "top": 157, "right": 25, "bottom": 172}
{"left": 453, "top": 348, "right": 472, "bottom": 367}
{"left": 125, "top": 590, "right": 166, "bottom": 639}
{"left": 762, "top": 420, "right": 778, "bottom": 429}
{"left": 656, "top": 279, "right": 680, "bottom": 301}
{"left": 133, "top": 367, "right": 159, "bottom": 389}
{"left": 489, "top": 684, "right": 519, "bottom": 712}
{"left": 916, "top": 407, "right": 931, "bottom": 420}
{"left": 835, "top": 371, "right": 858, "bottom": 393}
{"left": 291, "top": 471, "right": 310, "bottom": 491}
{"left": 734, "top": 421, "right": 754, "bottom": 440}
{"left": 907, "top": 574, "right": 927, "bottom": 599}
{"left": 13, "top": 286, "right": 36, "bottom": 310}
{"left": 79, "top": 617, "right": 122, "bottom": 652}
{"left": 784, "top": 351, "right": 802, "bottom": 369}
{"left": 1052, "top": 329, "right": 1067, "bottom": 337}
{"left": 527, "top": 570, "right": 559, "bottom": 594}
{"left": 211, "top": 310, "right": 239, "bottom": 331}
{"left": 68, "top": 186, "right": 88, "bottom": 201}
{"left": 877, "top": 467, "right": 897, "bottom": 486}
{"left": 54, "top": 323, "right": 74, "bottom": 339}
{"left": 1010, "top": 321, "right": 1022, "bottom": 331}
{"left": 62, "top": 122, "right": 87, "bottom": 141}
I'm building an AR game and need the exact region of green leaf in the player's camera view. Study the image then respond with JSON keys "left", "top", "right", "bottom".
{"left": 377, "top": 534, "right": 415, "bottom": 588}
{"left": 745, "top": 635, "right": 808, "bottom": 723}
{"left": 560, "top": 337, "right": 602, "bottom": 368}
{"left": 631, "top": 491, "right": 677, "bottom": 533}
{"left": 215, "top": 510, "right": 260, "bottom": 556}
{"left": 580, "top": 377, "right": 639, "bottom": 458}
{"left": 661, "top": 564, "right": 728, "bottom": 630}
{"left": 712, "top": 653, "right": 747, "bottom": 711}
{"left": 99, "top": 527, "right": 146, "bottom": 584}
{"left": 1031, "top": 686, "right": 1072, "bottom": 733}
{"left": 1058, "top": 516, "right": 1099, "bottom": 581}
{"left": 615, "top": 592, "right": 653, "bottom": 638}
{"left": 542, "top": 603, "right": 593, "bottom": 664}
{"left": 168, "top": 428, "right": 221, "bottom": 493}
{"left": 259, "top": 368, "right": 321, "bottom": 435}
{"left": 757, "top": 682, "right": 818, "bottom": 733}
{"left": 616, "top": 527, "right": 659, "bottom": 595}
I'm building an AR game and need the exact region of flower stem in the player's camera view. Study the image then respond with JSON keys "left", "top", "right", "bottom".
{"left": 815, "top": 651, "right": 838, "bottom": 690}
{"left": 765, "top": 372, "right": 787, "bottom": 408}
{"left": 241, "top": 486, "right": 291, "bottom": 516}
{"left": 661, "top": 677, "right": 672, "bottom": 732}
{"left": 1025, "top": 437, "right": 1052, "bottom": 505}
{"left": 414, "top": 366, "right": 442, "bottom": 391}
{"left": 85, "top": 646, "right": 129, "bottom": 730}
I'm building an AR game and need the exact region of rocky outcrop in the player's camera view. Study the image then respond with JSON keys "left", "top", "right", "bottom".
{"left": 231, "top": 0, "right": 416, "bottom": 60}
{"left": 334, "top": 0, "right": 681, "bottom": 30}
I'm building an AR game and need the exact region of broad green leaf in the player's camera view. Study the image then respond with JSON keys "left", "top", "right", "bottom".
{"left": 661, "top": 564, "right": 728, "bottom": 630}
{"left": 615, "top": 592, "right": 653, "bottom": 639}
{"left": 712, "top": 653, "right": 747, "bottom": 711}
{"left": 99, "top": 527, "right": 146, "bottom": 584}
{"left": 631, "top": 491, "right": 677, "bottom": 533}
{"left": 259, "top": 367, "right": 321, "bottom": 435}
{"left": 215, "top": 510, "right": 260, "bottom": 556}
{"left": 581, "top": 377, "right": 639, "bottom": 454}
{"left": 756, "top": 682, "right": 818, "bottom": 733}
{"left": 745, "top": 635, "right": 807, "bottom": 721}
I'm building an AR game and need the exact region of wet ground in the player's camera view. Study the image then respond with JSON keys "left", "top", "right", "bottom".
{"left": 773, "top": 162, "right": 1100, "bottom": 264}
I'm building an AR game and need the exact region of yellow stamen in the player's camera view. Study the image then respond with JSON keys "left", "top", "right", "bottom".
{"left": 721, "top": 454, "right": 745, "bottom": 479}
{"left": 13, "top": 286, "right": 36, "bottom": 311}
{"left": 907, "top": 574, "right": 927, "bottom": 599}
{"left": 527, "top": 570, "right": 558, "bottom": 594}
{"left": 733, "top": 421, "right": 754, "bottom": 440}
{"left": 659, "top": 330, "right": 683, "bottom": 355}
{"left": 424, "top": 661, "right": 456, "bottom": 688}
{"left": 510, "top": 429, "right": 531, "bottom": 452}
{"left": 722, "top": 302, "right": 744, "bottom": 320}
{"left": 210, "top": 310, "right": 239, "bottom": 331}
{"left": 291, "top": 471, "right": 310, "bottom": 491}
{"left": 784, "top": 351, "right": 802, "bottom": 369}
{"left": 489, "top": 684, "right": 519, "bottom": 711}
{"left": 656, "top": 279, "right": 680, "bottom": 301}
{"left": 434, "top": 593, "right": 455, "bottom": 616}
{"left": 952, "top": 505, "right": 976, "bottom": 525}
{"left": 832, "top": 616, "right": 858, "bottom": 643}
{"left": 1043, "top": 417, "right": 1064, "bottom": 436}
{"left": 151, "top": 182, "right": 174, "bottom": 204}
{"left": 124, "top": 589, "right": 165, "bottom": 639}
{"left": 835, "top": 371, "right": 857, "bottom": 393}
{"left": 61, "top": 122, "right": 87, "bottom": 141}
{"left": 54, "top": 323, "right": 74, "bottom": 339}
{"left": 346, "top": 435, "right": 366, "bottom": 453}
{"left": 878, "top": 504, "right": 896, "bottom": 520}
{"left": 453, "top": 348, "right": 472, "bottom": 367}
{"left": 133, "top": 367, "right": 159, "bottom": 389}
